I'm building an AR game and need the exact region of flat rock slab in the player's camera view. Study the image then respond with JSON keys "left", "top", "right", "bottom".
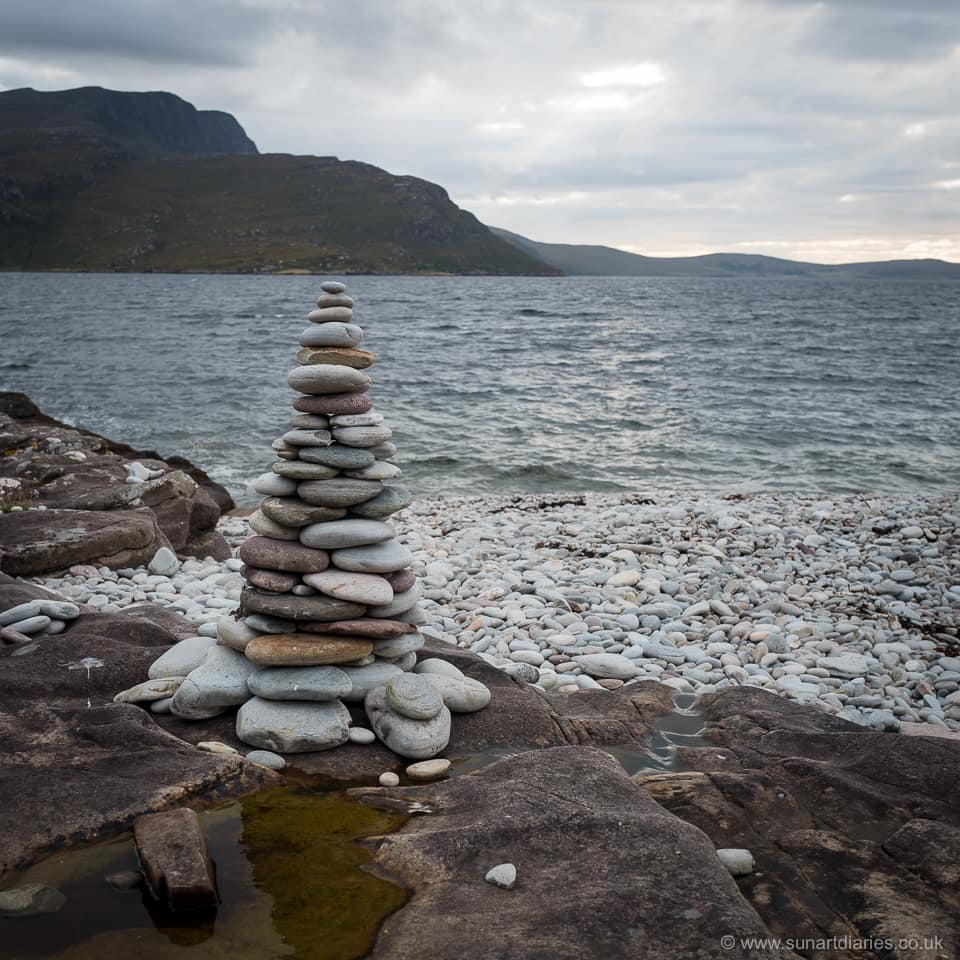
{"left": 0, "top": 701, "right": 276, "bottom": 881}
{"left": 0, "top": 507, "right": 169, "bottom": 576}
{"left": 353, "top": 747, "right": 795, "bottom": 959}
{"left": 121, "top": 602, "right": 199, "bottom": 641}
{"left": 0, "top": 578, "right": 279, "bottom": 881}
{"left": 0, "top": 393, "right": 231, "bottom": 559}
{"left": 637, "top": 686, "right": 960, "bottom": 957}
{"left": 133, "top": 807, "right": 219, "bottom": 911}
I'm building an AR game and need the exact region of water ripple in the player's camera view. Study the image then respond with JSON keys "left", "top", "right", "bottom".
{"left": 0, "top": 273, "right": 958, "bottom": 504}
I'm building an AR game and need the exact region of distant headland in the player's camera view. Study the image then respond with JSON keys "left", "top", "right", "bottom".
{"left": 1, "top": 86, "right": 957, "bottom": 279}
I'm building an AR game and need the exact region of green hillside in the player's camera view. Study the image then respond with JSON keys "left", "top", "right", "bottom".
{"left": 0, "top": 87, "right": 557, "bottom": 275}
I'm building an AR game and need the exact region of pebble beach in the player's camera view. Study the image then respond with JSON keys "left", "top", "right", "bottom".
{"left": 29, "top": 490, "right": 960, "bottom": 734}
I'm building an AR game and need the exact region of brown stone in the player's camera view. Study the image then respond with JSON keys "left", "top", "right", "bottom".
{"left": 241, "top": 586, "right": 365, "bottom": 621}
{"left": 0, "top": 507, "right": 169, "bottom": 576}
{"left": 238, "top": 536, "right": 329, "bottom": 573}
{"left": 244, "top": 633, "right": 373, "bottom": 666}
{"left": 133, "top": 807, "right": 219, "bottom": 911}
{"left": 312, "top": 618, "right": 418, "bottom": 639}
{"left": 296, "top": 346, "right": 374, "bottom": 369}
{"left": 385, "top": 569, "right": 417, "bottom": 593}
{"left": 293, "top": 393, "right": 373, "bottom": 416}
{"left": 242, "top": 565, "right": 301, "bottom": 593}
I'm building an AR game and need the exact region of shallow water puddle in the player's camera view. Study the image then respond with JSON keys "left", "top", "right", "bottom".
{"left": 1, "top": 783, "right": 407, "bottom": 960}
{"left": 606, "top": 693, "right": 714, "bottom": 776}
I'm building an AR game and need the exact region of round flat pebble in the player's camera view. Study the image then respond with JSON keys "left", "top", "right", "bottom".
{"left": 245, "top": 750, "right": 288, "bottom": 771}
{"left": 348, "top": 727, "right": 377, "bottom": 744}
{"left": 405, "top": 758, "right": 451, "bottom": 780}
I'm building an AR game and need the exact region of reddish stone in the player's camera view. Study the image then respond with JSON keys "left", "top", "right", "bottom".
{"left": 293, "top": 393, "right": 373, "bottom": 416}
{"left": 242, "top": 565, "right": 300, "bottom": 593}
{"left": 238, "top": 536, "right": 329, "bottom": 574}
{"left": 244, "top": 633, "right": 373, "bottom": 666}
{"left": 385, "top": 569, "right": 417, "bottom": 593}
{"left": 310, "top": 618, "right": 417, "bottom": 639}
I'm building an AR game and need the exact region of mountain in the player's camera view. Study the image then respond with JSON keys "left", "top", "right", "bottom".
{"left": 0, "top": 87, "right": 556, "bottom": 275}
{"left": 0, "top": 86, "right": 258, "bottom": 156}
{"left": 491, "top": 227, "right": 960, "bottom": 280}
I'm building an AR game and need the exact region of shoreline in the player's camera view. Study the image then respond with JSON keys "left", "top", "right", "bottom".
{"left": 30, "top": 489, "right": 960, "bottom": 734}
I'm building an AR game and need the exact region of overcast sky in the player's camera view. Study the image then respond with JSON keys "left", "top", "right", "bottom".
{"left": 2, "top": 0, "right": 958, "bottom": 263}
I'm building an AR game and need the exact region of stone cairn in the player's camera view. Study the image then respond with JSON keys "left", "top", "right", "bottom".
{"left": 121, "top": 281, "right": 490, "bottom": 761}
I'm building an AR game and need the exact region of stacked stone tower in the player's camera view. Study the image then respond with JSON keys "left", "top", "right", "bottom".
{"left": 228, "top": 281, "right": 427, "bottom": 750}
{"left": 134, "top": 281, "right": 489, "bottom": 759}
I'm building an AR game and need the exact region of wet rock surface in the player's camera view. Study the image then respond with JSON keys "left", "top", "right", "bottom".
{"left": 133, "top": 807, "right": 219, "bottom": 911}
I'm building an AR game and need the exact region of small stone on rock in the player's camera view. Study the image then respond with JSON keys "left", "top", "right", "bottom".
{"left": 716, "top": 848, "right": 755, "bottom": 876}
{"left": 348, "top": 727, "right": 377, "bottom": 744}
{"left": 196, "top": 741, "right": 239, "bottom": 755}
{"left": 148, "top": 546, "right": 179, "bottom": 577}
{"left": 245, "top": 749, "right": 287, "bottom": 771}
{"left": 405, "top": 758, "right": 451, "bottom": 780}
{"left": 484, "top": 863, "right": 517, "bottom": 890}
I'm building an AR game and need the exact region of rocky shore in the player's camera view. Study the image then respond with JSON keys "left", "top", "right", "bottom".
{"left": 2, "top": 391, "right": 959, "bottom": 957}
{"left": 0, "top": 392, "right": 234, "bottom": 573}
{"left": 24, "top": 490, "right": 960, "bottom": 733}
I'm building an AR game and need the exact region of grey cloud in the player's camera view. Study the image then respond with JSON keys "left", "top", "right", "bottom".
{"left": 801, "top": 10, "right": 960, "bottom": 62}
{"left": 0, "top": 0, "right": 270, "bottom": 65}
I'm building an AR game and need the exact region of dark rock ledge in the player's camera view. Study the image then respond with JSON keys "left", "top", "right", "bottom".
{"left": 636, "top": 688, "right": 960, "bottom": 959}
{"left": 0, "top": 392, "right": 233, "bottom": 575}
{"left": 0, "top": 574, "right": 279, "bottom": 880}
